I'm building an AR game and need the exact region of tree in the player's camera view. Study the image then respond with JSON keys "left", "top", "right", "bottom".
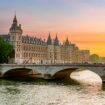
{"left": 89, "top": 54, "right": 100, "bottom": 63}
{"left": 0, "top": 37, "right": 13, "bottom": 63}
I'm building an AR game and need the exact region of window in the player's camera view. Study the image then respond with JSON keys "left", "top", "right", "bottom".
{"left": 12, "top": 36, "right": 15, "bottom": 40}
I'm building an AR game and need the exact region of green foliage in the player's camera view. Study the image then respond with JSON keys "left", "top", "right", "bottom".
{"left": 0, "top": 37, "right": 13, "bottom": 63}
{"left": 89, "top": 54, "right": 100, "bottom": 63}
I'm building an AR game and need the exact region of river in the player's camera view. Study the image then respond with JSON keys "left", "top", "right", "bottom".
{"left": 0, "top": 78, "right": 105, "bottom": 105}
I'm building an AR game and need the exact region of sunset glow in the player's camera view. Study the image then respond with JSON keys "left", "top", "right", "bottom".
{"left": 1, "top": 0, "right": 105, "bottom": 56}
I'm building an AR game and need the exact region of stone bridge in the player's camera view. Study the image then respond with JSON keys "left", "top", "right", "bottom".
{"left": 0, "top": 64, "right": 105, "bottom": 80}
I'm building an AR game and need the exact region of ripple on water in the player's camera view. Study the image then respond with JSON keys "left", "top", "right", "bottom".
{"left": 0, "top": 80, "right": 105, "bottom": 105}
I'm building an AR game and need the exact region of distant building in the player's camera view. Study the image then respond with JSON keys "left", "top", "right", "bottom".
{"left": 0, "top": 15, "right": 90, "bottom": 64}
{"left": 78, "top": 50, "right": 90, "bottom": 63}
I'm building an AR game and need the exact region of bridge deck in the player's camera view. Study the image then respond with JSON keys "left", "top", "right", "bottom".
{"left": 0, "top": 63, "right": 105, "bottom": 67}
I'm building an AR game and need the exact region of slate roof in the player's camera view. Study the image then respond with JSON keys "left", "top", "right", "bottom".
{"left": 0, "top": 34, "right": 46, "bottom": 45}
{"left": 22, "top": 35, "right": 46, "bottom": 45}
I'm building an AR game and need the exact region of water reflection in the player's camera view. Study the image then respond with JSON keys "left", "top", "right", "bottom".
{"left": 0, "top": 79, "right": 105, "bottom": 105}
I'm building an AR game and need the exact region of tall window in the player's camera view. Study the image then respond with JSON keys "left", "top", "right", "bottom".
{"left": 12, "top": 36, "right": 15, "bottom": 40}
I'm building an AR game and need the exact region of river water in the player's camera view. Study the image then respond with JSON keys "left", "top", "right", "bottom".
{"left": 0, "top": 78, "right": 105, "bottom": 105}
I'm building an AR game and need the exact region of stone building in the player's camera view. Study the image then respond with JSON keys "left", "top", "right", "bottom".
{"left": 78, "top": 50, "right": 90, "bottom": 63}
{"left": 0, "top": 15, "right": 90, "bottom": 64}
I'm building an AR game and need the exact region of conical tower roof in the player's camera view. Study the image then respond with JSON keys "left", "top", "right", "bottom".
{"left": 10, "top": 14, "right": 22, "bottom": 32}
{"left": 65, "top": 37, "right": 70, "bottom": 46}
{"left": 13, "top": 14, "right": 17, "bottom": 23}
{"left": 47, "top": 32, "right": 52, "bottom": 45}
{"left": 54, "top": 34, "right": 59, "bottom": 45}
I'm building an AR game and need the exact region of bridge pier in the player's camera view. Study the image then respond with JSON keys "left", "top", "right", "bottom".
{"left": 0, "top": 72, "right": 3, "bottom": 78}
{"left": 44, "top": 74, "right": 52, "bottom": 79}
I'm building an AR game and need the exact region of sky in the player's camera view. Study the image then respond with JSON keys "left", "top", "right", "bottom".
{"left": 0, "top": 0, "right": 105, "bottom": 56}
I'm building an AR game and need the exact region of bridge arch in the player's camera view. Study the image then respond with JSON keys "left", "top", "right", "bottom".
{"left": 3, "top": 68, "right": 36, "bottom": 77}
{"left": 52, "top": 67, "right": 79, "bottom": 80}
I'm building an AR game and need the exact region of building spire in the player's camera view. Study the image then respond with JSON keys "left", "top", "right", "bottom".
{"left": 66, "top": 37, "right": 69, "bottom": 42}
{"left": 65, "top": 37, "right": 69, "bottom": 46}
{"left": 47, "top": 32, "right": 52, "bottom": 45}
{"left": 10, "top": 13, "right": 22, "bottom": 33}
{"left": 55, "top": 33, "right": 58, "bottom": 39}
{"left": 13, "top": 12, "right": 17, "bottom": 23}
{"left": 54, "top": 33, "right": 59, "bottom": 45}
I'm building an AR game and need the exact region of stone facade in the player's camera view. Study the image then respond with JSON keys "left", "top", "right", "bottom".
{"left": 0, "top": 15, "right": 90, "bottom": 64}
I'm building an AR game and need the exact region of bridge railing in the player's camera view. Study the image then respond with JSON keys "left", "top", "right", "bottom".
{"left": 0, "top": 63, "right": 105, "bottom": 67}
